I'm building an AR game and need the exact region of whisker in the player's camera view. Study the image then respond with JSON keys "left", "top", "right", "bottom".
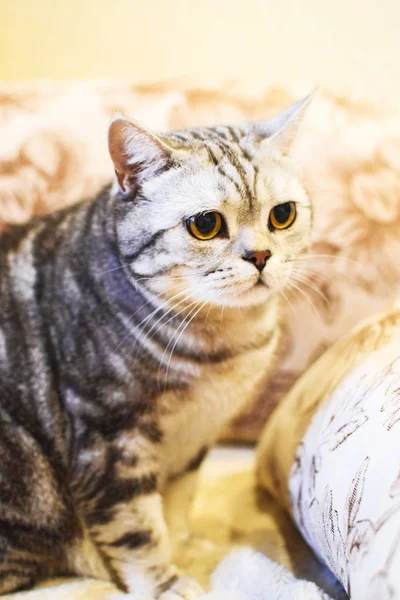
{"left": 220, "top": 301, "right": 226, "bottom": 323}
{"left": 112, "top": 292, "right": 165, "bottom": 347}
{"left": 134, "top": 295, "right": 200, "bottom": 358}
{"left": 157, "top": 299, "right": 202, "bottom": 389}
{"left": 163, "top": 300, "right": 208, "bottom": 391}
{"left": 130, "top": 290, "right": 195, "bottom": 354}
{"left": 300, "top": 253, "right": 363, "bottom": 264}
{"left": 294, "top": 253, "right": 365, "bottom": 270}
{"left": 97, "top": 263, "right": 129, "bottom": 277}
{"left": 141, "top": 276, "right": 221, "bottom": 354}
{"left": 134, "top": 271, "right": 207, "bottom": 284}
{"left": 289, "top": 271, "right": 329, "bottom": 304}
{"left": 157, "top": 286, "right": 225, "bottom": 390}
{"left": 116, "top": 289, "right": 188, "bottom": 350}
{"left": 205, "top": 302, "right": 213, "bottom": 323}
{"left": 98, "top": 260, "right": 208, "bottom": 284}
{"left": 280, "top": 289, "right": 298, "bottom": 320}
{"left": 288, "top": 256, "right": 369, "bottom": 286}
{"left": 286, "top": 280, "right": 323, "bottom": 324}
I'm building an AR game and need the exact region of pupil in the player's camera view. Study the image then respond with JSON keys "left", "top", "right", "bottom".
{"left": 274, "top": 203, "right": 291, "bottom": 224}
{"left": 195, "top": 212, "right": 216, "bottom": 234}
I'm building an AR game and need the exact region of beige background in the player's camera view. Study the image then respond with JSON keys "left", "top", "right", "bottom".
{"left": 1, "top": 0, "right": 400, "bottom": 100}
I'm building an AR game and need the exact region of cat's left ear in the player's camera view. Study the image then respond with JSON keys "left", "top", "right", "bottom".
{"left": 108, "top": 118, "right": 175, "bottom": 193}
{"left": 254, "top": 92, "right": 315, "bottom": 157}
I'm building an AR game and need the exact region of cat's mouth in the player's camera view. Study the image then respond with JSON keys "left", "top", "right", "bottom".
{"left": 255, "top": 278, "right": 269, "bottom": 288}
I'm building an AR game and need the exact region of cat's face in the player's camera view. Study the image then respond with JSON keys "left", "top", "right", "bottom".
{"left": 109, "top": 96, "right": 313, "bottom": 309}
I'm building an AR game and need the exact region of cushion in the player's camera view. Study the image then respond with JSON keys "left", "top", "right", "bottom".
{"left": 257, "top": 305, "right": 400, "bottom": 598}
{"left": 2, "top": 81, "right": 400, "bottom": 441}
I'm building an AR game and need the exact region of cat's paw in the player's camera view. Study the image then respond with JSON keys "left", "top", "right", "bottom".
{"left": 159, "top": 575, "right": 204, "bottom": 599}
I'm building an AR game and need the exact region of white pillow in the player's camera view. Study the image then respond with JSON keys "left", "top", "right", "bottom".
{"left": 257, "top": 306, "right": 400, "bottom": 599}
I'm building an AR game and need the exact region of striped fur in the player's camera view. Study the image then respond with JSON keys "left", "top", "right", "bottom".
{"left": 0, "top": 97, "right": 312, "bottom": 598}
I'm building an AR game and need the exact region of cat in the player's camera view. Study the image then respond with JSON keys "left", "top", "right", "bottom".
{"left": 0, "top": 94, "right": 313, "bottom": 598}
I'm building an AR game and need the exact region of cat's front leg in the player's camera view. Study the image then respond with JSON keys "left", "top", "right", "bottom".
{"left": 80, "top": 440, "right": 204, "bottom": 599}
{"left": 164, "top": 469, "right": 200, "bottom": 547}
{"left": 91, "top": 490, "right": 203, "bottom": 599}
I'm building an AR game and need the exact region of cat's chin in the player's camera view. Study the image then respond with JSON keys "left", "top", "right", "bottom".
{"left": 210, "top": 282, "right": 273, "bottom": 308}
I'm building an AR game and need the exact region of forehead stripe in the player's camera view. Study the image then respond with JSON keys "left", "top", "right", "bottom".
{"left": 226, "top": 126, "right": 240, "bottom": 143}
{"left": 216, "top": 138, "right": 255, "bottom": 210}
{"left": 217, "top": 164, "right": 242, "bottom": 197}
{"left": 203, "top": 141, "right": 243, "bottom": 197}
{"left": 188, "top": 130, "right": 204, "bottom": 141}
{"left": 205, "top": 144, "right": 219, "bottom": 167}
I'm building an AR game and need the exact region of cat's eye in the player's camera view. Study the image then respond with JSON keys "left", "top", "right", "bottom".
{"left": 186, "top": 212, "right": 223, "bottom": 240}
{"left": 269, "top": 202, "right": 296, "bottom": 230}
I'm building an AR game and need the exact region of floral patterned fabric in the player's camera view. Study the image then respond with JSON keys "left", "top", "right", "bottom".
{"left": 257, "top": 306, "right": 400, "bottom": 598}
{"left": 2, "top": 80, "right": 400, "bottom": 441}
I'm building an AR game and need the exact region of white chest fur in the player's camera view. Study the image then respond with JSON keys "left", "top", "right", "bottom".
{"left": 159, "top": 320, "right": 280, "bottom": 482}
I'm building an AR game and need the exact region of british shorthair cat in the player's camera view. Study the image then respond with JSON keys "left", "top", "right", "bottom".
{"left": 0, "top": 95, "right": 312, "bottom": 598}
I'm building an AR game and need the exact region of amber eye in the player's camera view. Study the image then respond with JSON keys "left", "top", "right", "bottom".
{"left": 186, "top": 212, "right": 223, "bottom": 240}
{"left": 269, "top": 202, "right": 296, "bottom": 230}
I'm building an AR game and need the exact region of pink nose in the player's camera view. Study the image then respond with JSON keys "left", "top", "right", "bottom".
{"left": 242, "top": 250, "right": 272, "bottom": 272}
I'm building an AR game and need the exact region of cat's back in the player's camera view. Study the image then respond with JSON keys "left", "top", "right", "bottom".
{"left": 0, "top": 217, "right": 59, "bottom": 407}
{"left": 0, "top": 202, "right": 87, "bottom": 417}
{"left": 0, "top": 219, "right": 46, "bottom": 342}
{"left": 0, "top": 207, "right": 71, "bottom": 330}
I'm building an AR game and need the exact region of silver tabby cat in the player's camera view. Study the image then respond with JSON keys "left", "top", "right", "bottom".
{"left": 0, "top": 95, "right": 313, "bottom": 598}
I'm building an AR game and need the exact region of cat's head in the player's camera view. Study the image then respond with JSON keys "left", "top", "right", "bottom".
{"left": 108, "top": 95, "right": 313, "bottom": 309}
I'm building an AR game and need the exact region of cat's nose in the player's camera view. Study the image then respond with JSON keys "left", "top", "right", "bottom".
{"left": 242, "top": 250, "right": 272, "bottom": 273}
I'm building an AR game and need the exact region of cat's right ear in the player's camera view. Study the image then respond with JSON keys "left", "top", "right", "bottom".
{"left": 108, "top": 118, "right": 173, "bottom": 193}
{"left": 253, "top": 92, "right": 315, "bottom": 158}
